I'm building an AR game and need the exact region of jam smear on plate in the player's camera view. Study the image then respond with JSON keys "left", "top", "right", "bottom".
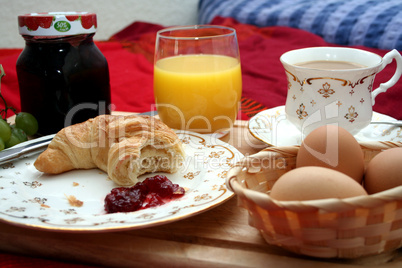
{"left": 104, "top": 175, "right": 185, "bottom": 213}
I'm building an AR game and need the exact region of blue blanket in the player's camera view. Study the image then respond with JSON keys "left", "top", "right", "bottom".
{"left": 199, "top": 0, "right": 402, "bottom": 51}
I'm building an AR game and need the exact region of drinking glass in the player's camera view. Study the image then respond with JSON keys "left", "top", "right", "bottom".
{"left": 154, "top": 25, "right": 242, "bottom": 134}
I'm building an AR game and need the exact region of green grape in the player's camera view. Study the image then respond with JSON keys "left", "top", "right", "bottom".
{"left": 0, "top": 118, "right": 11, "bottom": 142}
{"left": 11, "top": 126, "right": 28, "bottom": 142}
{"left": 5, "top": 127, "right": 28, "bottom": 148}
{"left": 15, "top": 112, "right": 38, "bottom": 136}
{"left": 5, "top": 133, "right": 21, "bottom": 148}
{"left": 0, "top": 137, "right": 4, "bottom": 151}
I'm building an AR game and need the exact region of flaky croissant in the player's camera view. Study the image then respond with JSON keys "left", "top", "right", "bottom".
{"left": 34, "top": 115, "right": 185, "bottom": 186}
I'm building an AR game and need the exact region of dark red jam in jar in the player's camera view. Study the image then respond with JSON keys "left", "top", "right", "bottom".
{"left": 16, "top": 12, "right": 111, "bottom": 135}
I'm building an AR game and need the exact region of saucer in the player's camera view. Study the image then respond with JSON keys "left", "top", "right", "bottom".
{"left": 248, "top": 105, "right": 402, "bottom": 146}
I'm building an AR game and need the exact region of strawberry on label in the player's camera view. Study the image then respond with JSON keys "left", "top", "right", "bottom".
{"left": 66, "top": 15, "right": 80, "bottom": 21}
{"left": 37, "top": 16, "right": 54, "bottom": 29}
{"left": 80, "top": 14, "right": 96, "bottom": 29}
{"left": 18, "top": 17, "right": 25, "bottom": 27}
{"left": 25, "top": 17, "right": 39, "bottom": 31}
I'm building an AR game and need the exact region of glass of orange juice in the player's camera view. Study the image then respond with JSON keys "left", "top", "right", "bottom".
{"left": 154, "top": 25, "right": 242, "bottom": 134}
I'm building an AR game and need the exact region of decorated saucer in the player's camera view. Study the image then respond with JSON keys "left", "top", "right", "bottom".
{"left": 248, "top": 105, "right": 402, "bottom": 146}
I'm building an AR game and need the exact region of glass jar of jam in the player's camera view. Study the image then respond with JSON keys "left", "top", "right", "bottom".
{"left": 16, "top": 12, "right": 111, "bottom": 135}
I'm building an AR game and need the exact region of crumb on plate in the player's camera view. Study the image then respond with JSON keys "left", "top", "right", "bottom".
{"left": 65, "top": 194, "right": 84, "bottom": 207}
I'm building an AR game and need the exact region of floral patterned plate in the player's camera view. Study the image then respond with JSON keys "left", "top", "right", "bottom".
{"left": 0, "top": 131, "right": 243, "bottom": 232}
{"left": 249, "top": 105, "right": 402, "bottom": 146}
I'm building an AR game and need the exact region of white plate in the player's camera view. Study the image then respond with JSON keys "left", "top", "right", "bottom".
{"left": 0, "top": 131, "right": 243, "bottom": 232}
{"left": 249, "top": 105, "right": 402, "bottom": 146}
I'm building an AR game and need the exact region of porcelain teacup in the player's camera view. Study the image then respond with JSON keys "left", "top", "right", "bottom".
{"left": 280, "top": 47, "right": 402, "bottom": 135}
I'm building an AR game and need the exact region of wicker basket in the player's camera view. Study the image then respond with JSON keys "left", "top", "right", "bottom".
{"left": 226, "top": 141, "right": 402, "bottom": 259}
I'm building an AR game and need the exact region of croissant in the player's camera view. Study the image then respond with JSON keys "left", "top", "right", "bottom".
{"left": 34, "top": 115, "right": 185, "bottom": 186}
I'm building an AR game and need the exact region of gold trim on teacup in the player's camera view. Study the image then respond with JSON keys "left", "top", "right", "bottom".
{"left": 285, "top": 69, "right": 304, "bottom": 87}
{"left": 307, "top": 77, "right": 348, "bottom": 86}
{"left": 285, "top": 69, "right": 377, "bottom": 89}
{"left": 306, "top": 72, "right": 376, "bottom": 88}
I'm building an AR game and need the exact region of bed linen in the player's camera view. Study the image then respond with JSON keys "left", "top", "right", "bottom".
{"left": 199, "top": 0, "right": 402, "bottom": 51}
{"left": 1, "top": 17, "right": 401, "bottom": 123}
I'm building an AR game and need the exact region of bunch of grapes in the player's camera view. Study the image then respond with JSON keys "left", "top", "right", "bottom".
{"left": 0, "top": 64, "right": 39, "bottom": 151}
{"left": 0, "top": 112, "right": 38, "bottom": 151}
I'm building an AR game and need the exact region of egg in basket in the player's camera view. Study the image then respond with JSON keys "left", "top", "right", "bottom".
{"left": 226, "top": 125, "right": 402, "bottom": 259}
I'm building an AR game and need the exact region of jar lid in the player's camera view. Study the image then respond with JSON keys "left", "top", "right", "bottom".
{"left": 18, "top": 12, "right": 97, "bottom": 36}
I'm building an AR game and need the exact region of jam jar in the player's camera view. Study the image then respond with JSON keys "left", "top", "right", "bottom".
{"left": 16, "top": 12, "right": 111, "bottom": 135}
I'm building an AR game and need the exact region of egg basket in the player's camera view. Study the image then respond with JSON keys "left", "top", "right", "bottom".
{"left": 226, "top": 141, "right": 402, "bottom": 259}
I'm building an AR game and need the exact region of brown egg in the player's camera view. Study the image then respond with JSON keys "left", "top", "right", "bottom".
{"left": 296, "top": 125, "right": 364, "bottom": 183}
{"left": 270, "top": 166, "right": 368, "bottom": 201}
{"left": 364, "top": 147, "right": 402, "bottom": 194}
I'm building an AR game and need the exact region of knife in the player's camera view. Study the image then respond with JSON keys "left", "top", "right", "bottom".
{"left": 0, "top": 135, "right": 54, "bottom": 165}
{"left": 0, "top": 111, "right": 158, "bottom": 165}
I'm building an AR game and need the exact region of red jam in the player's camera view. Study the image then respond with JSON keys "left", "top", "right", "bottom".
{"left": 104, "top": 175, "right": 185, "bottom": 213}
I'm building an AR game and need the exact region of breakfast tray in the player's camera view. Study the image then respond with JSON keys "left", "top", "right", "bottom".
{"left": 226, "top": 141, "right": 402, "bottom": 259}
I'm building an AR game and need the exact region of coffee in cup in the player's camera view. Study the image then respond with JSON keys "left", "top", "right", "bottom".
{"left": 280, "top": 47, "right": 402, "bottom": 135}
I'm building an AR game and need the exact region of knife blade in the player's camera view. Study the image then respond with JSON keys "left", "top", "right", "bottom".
{"left": 0, "top": 135, "right": 54, "bottom": 165}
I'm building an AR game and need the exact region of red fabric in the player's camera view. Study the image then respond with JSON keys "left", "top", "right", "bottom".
{"left": 1, "top": 16, "right": 401, "bottom": 121}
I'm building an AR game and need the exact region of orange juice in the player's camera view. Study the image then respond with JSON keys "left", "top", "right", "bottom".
{"left": 154, "top": 54, "right": 242, "bottom": 133}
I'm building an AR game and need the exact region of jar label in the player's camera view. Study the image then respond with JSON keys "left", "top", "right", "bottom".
{"left": 54, "top": 21, "right": 71, "bottom": 32}
{"left": 18, "top": 12, "right": 96, "bottom": 36}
